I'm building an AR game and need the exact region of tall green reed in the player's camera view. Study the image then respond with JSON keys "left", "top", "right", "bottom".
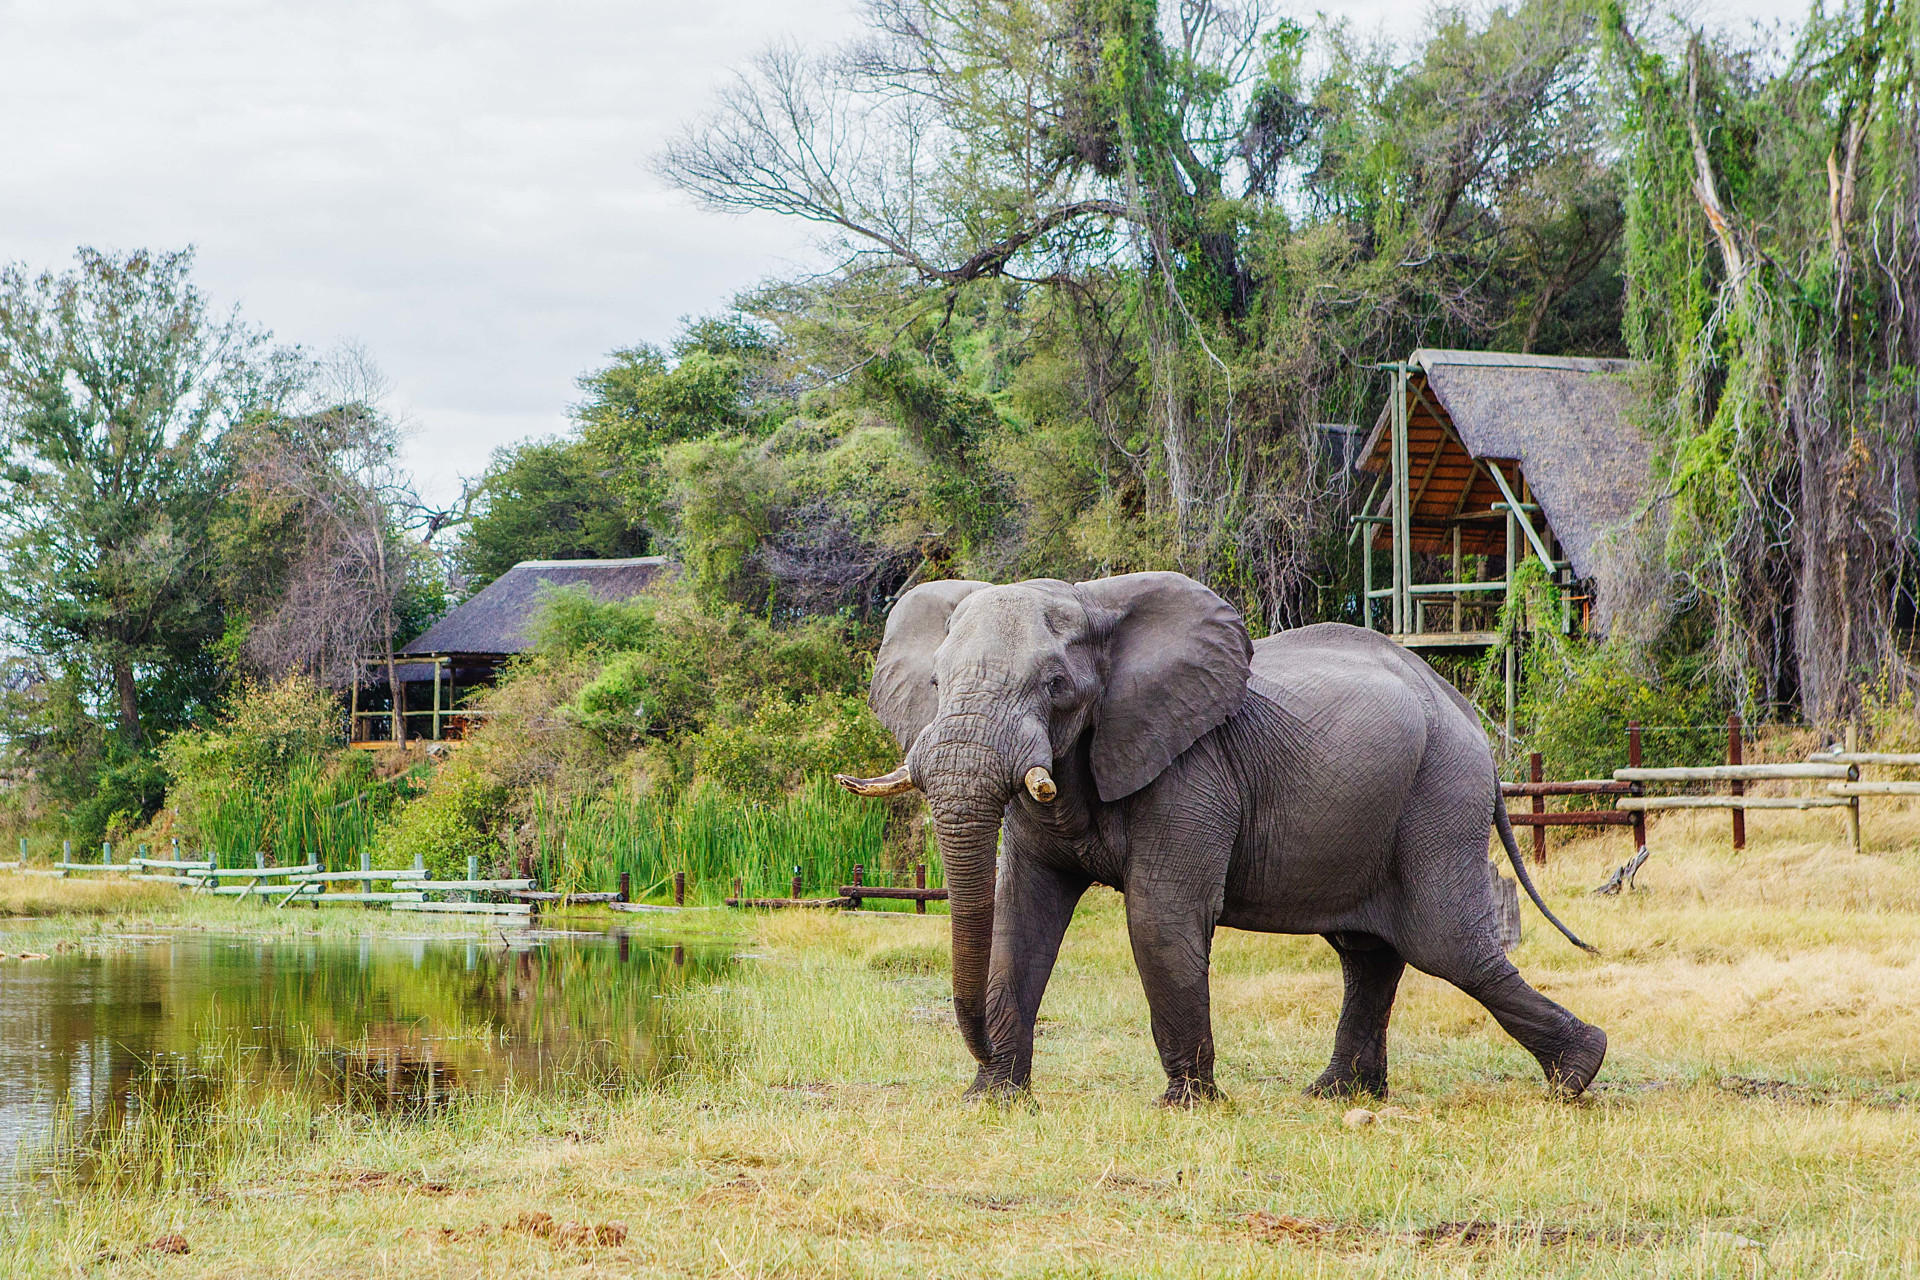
{"left": 531, "top": 776, "right": 935, "bottom": 904}
{"left": 194, "top": 757, "right": 391, "bottom": 871}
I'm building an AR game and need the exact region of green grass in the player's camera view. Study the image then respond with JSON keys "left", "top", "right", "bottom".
{"left": 4, "top": 804, "right": 1920, "bottom": 1275}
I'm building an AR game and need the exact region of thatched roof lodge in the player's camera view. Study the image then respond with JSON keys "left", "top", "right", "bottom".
{"left": 1353, "top": 349, "right": 1650, "bottom": 648}
{"left": 352, "top": 557, "right": 671, "bottom": 746}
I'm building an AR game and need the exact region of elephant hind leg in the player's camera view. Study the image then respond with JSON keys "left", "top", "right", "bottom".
{"left": 1307, "top": 933, "right": 1404, "bottom": 1100}
{"left": 1404, "top": 940, "right": 1607, "bottom": 1097}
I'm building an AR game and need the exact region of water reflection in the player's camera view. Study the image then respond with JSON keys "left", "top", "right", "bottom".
{"left": 0, "top": 931, "right": 728, "bottom": 1189}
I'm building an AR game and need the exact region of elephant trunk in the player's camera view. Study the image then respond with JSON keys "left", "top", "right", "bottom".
{"left": 912, "top": 717, "right": 1033, "bottom": 1074}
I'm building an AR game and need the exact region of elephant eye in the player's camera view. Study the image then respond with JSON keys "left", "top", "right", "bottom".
{"left": 1047, "top": 675, "right": 1066, "bottom": 699}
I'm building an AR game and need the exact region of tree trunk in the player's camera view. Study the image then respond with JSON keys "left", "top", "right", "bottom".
{"left": 113, "top": 657, "right": 143, "bottom": 747}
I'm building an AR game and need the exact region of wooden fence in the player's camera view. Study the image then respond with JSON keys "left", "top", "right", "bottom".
{"left": 1504, "top": 716, "right": 1920, "bottom": 862}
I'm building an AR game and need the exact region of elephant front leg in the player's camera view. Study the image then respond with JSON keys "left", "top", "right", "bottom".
{"left": 1124, "top": 893, "right": 1221, "bottom": 1106}
{"left": 1307, "top": 933, "right": 1405, "bottom": 1099}
{"left": 966, "top": 855, "right": 1089, "bottom": 1102}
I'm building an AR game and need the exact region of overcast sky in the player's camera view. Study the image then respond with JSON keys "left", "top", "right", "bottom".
{"left": 0, "top": 0, "right": 1803, "bottom": 503}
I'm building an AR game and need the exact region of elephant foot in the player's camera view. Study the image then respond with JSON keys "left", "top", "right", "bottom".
{"left": 1537, "top": 1022, "right": 1608, "bottom": 1099}
{"left": 1157, "top": 1077, "right": 1222, "bottom": 1108}
{"left": 963, "top": 1069, "right": 1032, "bottom": 1109}
{"left": 1304, "top": 1063, "right": 1388, "bottom": 1100}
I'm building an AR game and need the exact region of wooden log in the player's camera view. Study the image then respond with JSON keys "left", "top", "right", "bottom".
{"left": 1505, "top": 811, "right": 1636, "bottom": 827}
{"left": 834, "top": 886, "right": 951, "bottom": 900}
{"left": 53, "top": 862, "right": 136, "bottom": 872}
{"left": 129, "top": 858, "right": 214, "bottom": 871}
{"left": 508, "top": 890, "right": 622, "bottom": 903}
{"left": 411, "top": 879, "right": 536, "bottom": 892}
{"left": 390, "top": 902, "right": 532, "bottom": 916}
{"left": 1827, "top": 781, "right": 1920, "bottom": 795}
{"left": 1809, "top": 751, "right": 1920, "bottom": 766}
{"left": 189, "top": 864, "right": 321, "bottom": 878}
{"left": 286, "top": 869, "right": 427, "bottom": 883}
{"left": 1501, "top": 780, "right": 1634, "bottom": 796}
{"left": 1615, "top": 796, "right": 1854, "bottom": 811}
{"left": 306, "top": 891, "right": 425, "bottom": 904}
{"left": 200, "top": 883, "right": 322, "bottom": 896}
{"left": 1613, "top": 764, "right": 1855, "bottom": 782}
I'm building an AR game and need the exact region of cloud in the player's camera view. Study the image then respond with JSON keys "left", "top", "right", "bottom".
{"left": 0, "top": 0, "right": 1807, "bottom": 501}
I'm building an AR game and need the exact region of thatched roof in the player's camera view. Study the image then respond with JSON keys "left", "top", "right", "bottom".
{"left": 401, "top": 557, "right": 672, "bottom": 657}
{"left": 1357, "top": 349, "right": 1649, "bottom": 582}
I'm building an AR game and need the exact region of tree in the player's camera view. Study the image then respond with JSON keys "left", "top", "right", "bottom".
{"left": 456, "top": 438, "right": 647, "bottom": 590}
{"left": 229, "top": 400, "right": 430, "bottom": 740}
{"left": 0, "top": 247, "right": 295, "bottom": 746}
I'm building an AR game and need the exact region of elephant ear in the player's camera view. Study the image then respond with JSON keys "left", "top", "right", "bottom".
{"left": 871, "top": 579, "right": 994, "bottom": 751}
{"left": 1078, "top": 572, "right": 1251, "bottom": 803}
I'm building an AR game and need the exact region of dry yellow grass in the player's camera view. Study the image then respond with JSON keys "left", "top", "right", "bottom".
{"left": 5, "top": 800, "right": 1920, "bottom": 1276}
{"left": 0, "top": 873, "right": 181, "bottom": 918}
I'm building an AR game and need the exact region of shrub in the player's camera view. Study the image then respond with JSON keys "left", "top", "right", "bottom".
{"left": 1520, "top": 643, "right": 1729, "bottom": 781}
{"left": 376, "top": 769, "right": 508, "bottom": 880}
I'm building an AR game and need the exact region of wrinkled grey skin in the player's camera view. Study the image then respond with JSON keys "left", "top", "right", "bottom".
{"left": 861, "top": 572, "right": 1607, "bottom": 1105}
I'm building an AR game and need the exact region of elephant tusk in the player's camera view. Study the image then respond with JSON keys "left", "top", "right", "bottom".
{"left": 835, "top": 764, "right": 916, "bottom": 797}
{"left": 1024, "top": 766, "right": 1057, "bottom": 803}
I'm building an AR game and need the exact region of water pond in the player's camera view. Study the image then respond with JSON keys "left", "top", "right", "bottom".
{"left": 0, "top": 929, "right": 731, "bottom": 1190}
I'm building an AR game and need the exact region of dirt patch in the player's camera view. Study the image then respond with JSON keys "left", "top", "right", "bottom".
{"left": 333, "top": 1169, "right": 457, "bottom": 1196}
{"left": 1247, "top": 1212, "right": 1665, "bottom": 1249}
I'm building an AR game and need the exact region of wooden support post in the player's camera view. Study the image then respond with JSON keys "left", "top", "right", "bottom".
{"left": 1728, "top": 713, "right": 1745, "bottom": 851}
{"left": 467, "top": 855, "right": 479, "bottom": 904}
{"left": 791, "top": 865, "right": 803, "bottom": 902}
{"left": 102, "top": 842, "right": 112, "bottom": 867}
{"left": 915, "top": 863, "right": 927, "bottom": 914}
{"left": 432, "top": 657, "right": 443, "bottom": 741}
{"left": 1845, "top": 725, "right": 1862, "bottom": 853}
{"left": 1361, "top": 534, "right": 1372, "bottom": 632}
{"left": 18, "top": 837, "right": 26, "bottom": 863}
{"left": 1451, "top": 524, "right": 1462, "bottom": 633}
{"left": 732, "top": 876, "right": 743, "bottom": 904}
{"left": 350, "top": 665, "right": 360, "bottom": 744}
{"left": 1529, "top": 752, "right": 1546, "bottom": 864}
{"left": 849, "top": 863, "right": 864, "bottom": 911}
{"left": 62, "top": 840, "right": 70, "bottom": 863}
{"left": 673, "top": 871, "right": 685, "bottom": 907}
{"left": 1390, "top": 363, "right": 1410, "bottom": 635}
{"left": 1628, "top": 722, "right": 1646, "bottom": 852}
{"left": 1503, "top": 505, "right": 1517, "bottom": 740}
{"left": 255, "top": 850, "right": 266, "bottom": 870}
{"left": 361, "top": 849, "right": 373, "bottom": 898}
{"left": 619, "top": 871, "right": 631, "bottom": 904}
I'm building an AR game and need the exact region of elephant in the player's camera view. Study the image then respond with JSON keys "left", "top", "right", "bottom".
{"left": 835, "top": 571, "right": 1607, "bottom": 1104}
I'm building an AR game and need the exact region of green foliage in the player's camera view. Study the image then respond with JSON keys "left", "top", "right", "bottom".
{"left": 1521, "top": 645, "right": 1730, "bottom": 783}
{"left": 532, "top": 582, "right": 867, "bottom": 740}
{"left": 691, "top": 693, "right": 896, "bottom": 806}
{"left": 375, "top": 768, "right": 507, "bottom": 880}
{"left": 68, "top": 754, "right": 168, "bottom": 849}
{"left": 458, "top": 438, "right": 646, "bottom": 590}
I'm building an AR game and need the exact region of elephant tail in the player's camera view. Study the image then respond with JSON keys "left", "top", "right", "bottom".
{"left": 1494, "top": 789, "right": 1600, "bottom": 955}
